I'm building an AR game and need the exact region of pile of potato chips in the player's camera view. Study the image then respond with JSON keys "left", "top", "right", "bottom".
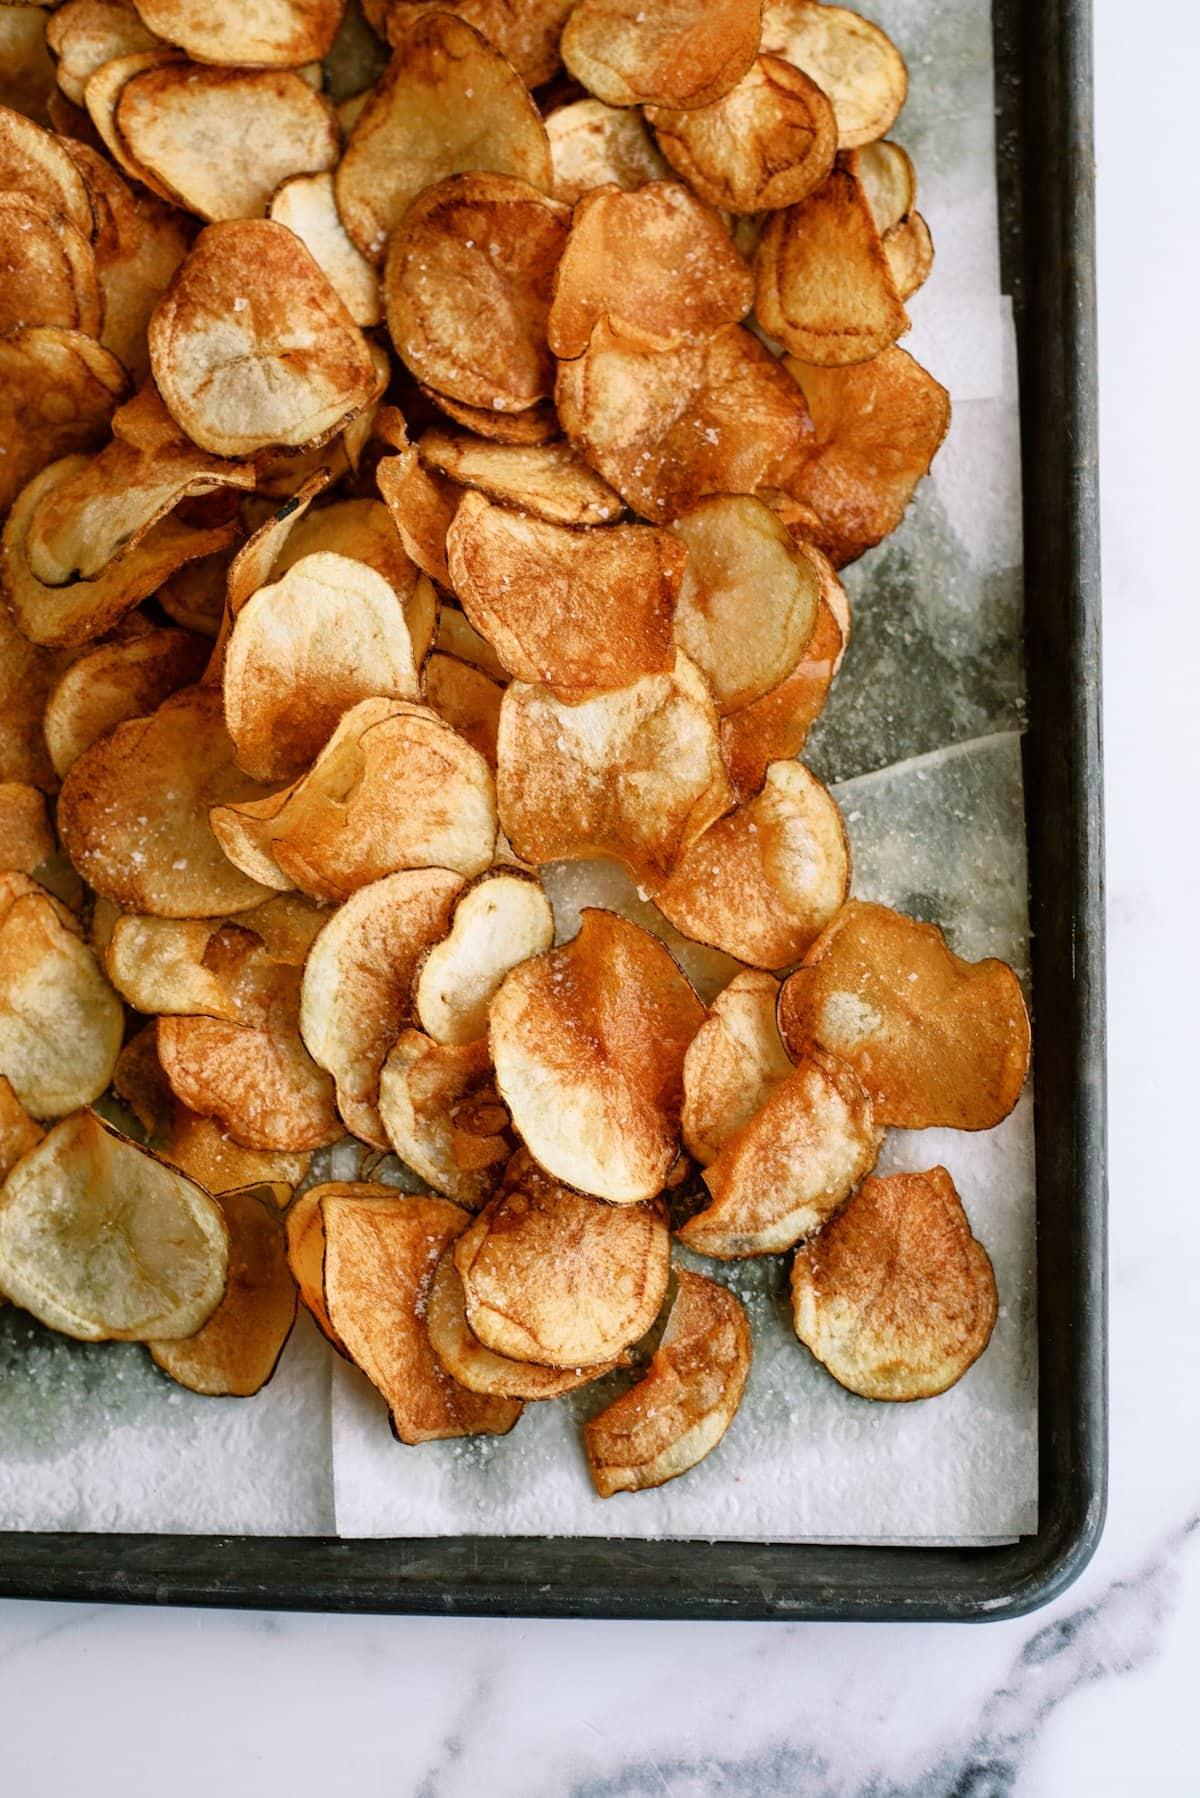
{"left": 0, "top": 0, "right": 1029, "bottom": 1496}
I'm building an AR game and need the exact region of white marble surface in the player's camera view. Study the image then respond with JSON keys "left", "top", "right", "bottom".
{"left": 1, "top": 16, "right": 1195, "bottom": 1795}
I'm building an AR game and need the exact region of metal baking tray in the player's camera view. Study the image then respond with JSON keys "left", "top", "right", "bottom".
{"left": 0, "top": 0, "right": 1104, "bottom": 1622}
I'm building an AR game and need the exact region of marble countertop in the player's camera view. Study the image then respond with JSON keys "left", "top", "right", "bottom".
{"left": 1, "top": 17, "right": 1192, "bottom": 1796}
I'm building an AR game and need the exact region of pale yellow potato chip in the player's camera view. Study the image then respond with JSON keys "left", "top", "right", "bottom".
{"left": 435, "top": 602, "right": 507, "bottom": 681}
{"left": 422, "top": 652, "right": 503, "bottom": 768}
{"left": 47, "top": 0, "right": 161, "bottom": 105}
{"left": 561, "top": 0, "right": 761, "bottom": 110}
{"left": 165, "top": 1105, "right": 311, "bottom": 1193}
{"left": 420, "top": 431, "right": 621, "bottom": 527}
{"left": 852, "top": 138, "right": 915, "bottom": 235}
{"left": 680, "top": 968, "right": 793, "bottom": 1166}
{"left": 0, "top": 783, "right": 55, "bottom": 874}
{"left": 0, "top": 192, "right": 101, "bottom": 338}
{"left": 0, "top": 1074, "right": 42, "bottom": 1182}
{"left": 44, "top": 624, "right": 207, "bottom": 777}
{"left": 268, "top": 170, "right": 381, "bottom": 326}
{"left": 384, "top": 0, "right": 574, "bottom": 86}
{"left": 0, "top": 327, "right": 128, "bottom": 518}
{"left": 761, "top": 0, "right": 907, "bottom": 149}
{"left": 545, "top": 98, "right": 668, "bottom": 206}
{"left": 131, "top": 0, "right": 346, "bottom": 66}
{"left": 83, "top": 49, "right": 186, "bottom": 199}
{"left": 0, "top": 101, "right": 94, "bottom": 234}
{"left": 413, "top": 871, "right": 554, "bottom": 1047}
{"left": 0, "top": 890, "right": 122, "bottom": 1113}
{"left": 104, "top": 913, "right": 271, "bottom": 1018}
{"left": 883, "top": 209, "right": 933, "bottom": 301}
{"left": 377, "top": 1029, "right": 511, "bottom": 1207}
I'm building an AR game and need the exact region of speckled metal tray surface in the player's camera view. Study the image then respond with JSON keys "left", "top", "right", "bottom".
{"left": 0, "top": 0, "right": 1104, "bottom": 1621}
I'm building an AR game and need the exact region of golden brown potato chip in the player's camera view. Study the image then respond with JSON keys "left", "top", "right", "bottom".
{"left": 0, "top": 783, "right": 55, "bottom": 875}
{"left": 249, "top": 436, "right": 349, "bottom": 499}
{"left": 104, "top": 913, "right": 264, "bottom": 1017}
{"left": 647, "top": 56, "right": 837, "bottom": 214}
{"left": 453, "top": 1150, "right": 668, "bottom": 1365}
{"left": 222, "top": 472, "right": 331, "bottom": 623}
{"left": 852, "top": 138, "right": 914, "bottom": 235}
{"left": 0, "top": 327, "right": 128, "bottom": 517}
{"left": 497, "top": 655, "right": 732, "bottom": 888}
{"left": 0, "top": 577, "right": 74, "bottom": 792}
{"left": 299, "top": 867, "right": 464, "bottom": 1145}
{"left": 656, "top": 759, "right": 850, "bottom": 969}
{"left": 584, "top": 1266, "right": 751, "bottom": 1494}
{"left": 490, "top": 909, "right": 703, "bottom": 1204}
{"left": 0, "top": 192, "right": 101, "bottom": 338}
{"left": 148, "top": 218, "right": 378, "bottom": 456}
{"left": 157, "top": 550, "right": 227, "bottom": 636}
{"left": 556, "top": 320, "right": 814, "bottom": 523}
{"left": 447, "top": 492, "right": 682, "bottom": 697}
{"left": 165, "top": 1105, "right": 311, "bottom": 1192}
{"left": 791, "top": 1166, "right": 998, "bottom": 1400}
{"left": 680, "top": 969, "right": 793, "bottom": 1166}
{"left": 149, "top": 1183, "right": 296, "bottom": 1394}
{"left": 436, "top": 601, "right": 507, "bottom": 681}
{"left": 413, "top": 871, "right": 554, "bottom": 1047}
{"left": 334, "top": 13, "right": 552, "bottom": 264}
{"left": 321, "top": 1187, "right": 523, "bottom": 1441}
{"left": 47, "top": 0, "right": 161, "bottom": 105}
{"left": 261, "top": 497, "right": 437, "bottom": 662}
{"left": 375, "top": 446, "right": 459, "bottom": 586}
{"left": 378, "top": 1029, "right": 512, "bottom": 1207}
{"left": 561, "top": 0, "right": 760, "bottom": 110}
{"left": 0, "top": 102, "right": 94, "bottom": 235}
{"left": 760, "top": 0, "right": 907, "bottom": 149}
{"left": 285, "top": 1179, "right": 359, "bottom": 1347}
{"left": 545, "top": 98, "right": 667, "bottom": 205}
{"left": 83, "top": 49, "right": 185, "bottom": 199}
{"left": 384, "top": 0, "right": 573, "bottom": 87}
{"left": 0, "top": 889, "right": 123, "bottom": 1114}
{"left": 883, "top": 209, "right": 933, "bottom": 301}
{"left": 43, "top": 624, "right": 207, "bottom": 777}
{"left": 58, "top": 682, "right": 273, "bottom": 916}
{"left": 419, "top": 387, "right": 561, "bottom": 447}
{"left": 778, "top": 900, "right": 1031, "bottom": 1130}
{"left": 0, "top": 6, "right": 56, "bottom": 123}
{"left": 547, "top": 181, "right": 752, "bottom": 361}
{"left": 212, "top": 697, "right": 498, "bottom": 902}
{"left": 780, "top": 346, "right": 951, "bottom": 565}
{"left": 0, "top": 1075, "right": 42, "bottom": 1182}
{"left": 386, "top": 173, "right": 568, "bottom": 415}
{"left": 423, "top": 653, "right": 503, "bottom": 766}
{"left": 420, "top": 431, "right": 621, "bottom": 527}
{"left": 110, "top": 1018, "right": 174, "bottom": 1137}
{"left": 754, "top": 163, "right": 908, "bottom": 366}
{"left": 131, "top": 0, "right": 345, "bottom": 66}
{"left": 267, "top": 170, "right": 381, "bottom": 327}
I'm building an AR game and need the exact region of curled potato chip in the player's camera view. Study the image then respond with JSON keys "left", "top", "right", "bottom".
{"left": 883, "top": 210, "right": 933, "bottom": 301}
{"left": 453, "top": 1151, "right": 669, "bottom": 1365}
{"left": 413, "top": 871, "right": 554, "bottom": 1047}
{"left": 497, "top": 655, "right": 732, "bottom": 889}
{"left": 561, "top": 0, "right": 760, "bottom": 110}
{"left": 386, "top": 173, "right": 568, "bottom": 415}
{"left": 321, "top": 1187, "right": 523, "bottom": 1442}
{"left": 268, "top": 170, "right": 381, "bottom": 327}
{"left": 0, "top": 1109, "right": 228, "bottom": 1340}
{"left": 212, "top": 698, "right": 498, "bottom": 902}
{"left": 852, "top": 138, "right": 915, "bottom": 235}
{"left": 681, "top": 1046, "right": 879, "bottom": 1257}
{"left": 0, "top": 591, "right": 74, "bottom": 792}
{"left": 0, "top": 192, "right": 101, "bottom": 338}
{"left": 149, "top": 1183, "right": 296, "bottom": 1395}
{"left": 334, "top": 13, "right": 552, "bottom": 265}
{"left": 375, "top": 446, "right": 458, "bottom": 587}
{"left": 0, "top": 1075, "right": 42, "bottom": 1183}
{"left": 224, "top": 551, "right": 422, "bottom": 782}
{"left": 423, "top": 653, "right": 503, "bottom": 768}
{"left": 791, "top": 1167, "right": 998, "bottom": 1400}
{"left": 545, "top": 98, "right": 667, "bottom": 206}
{"left": 427, "top": 1247, "right": 622, "bottom": 1399}
{"left": 104, "top": 913, "right": 268, "bottom": 1018}
{"left": 755, "top": 163, "right": 908, "bottom": 366}
{"left": 0, "top": 889, "right": 123, "bottom": 1114}
{"left": 777, "top": 900, "right": 1031, "bottom": 1130}
{"left": 378, "top": 1029, "right": 512, "bottom": 1206}
{"left": 436, "top": 602, "right": 507, "bottom": 681}
{"left": 384, "top": 0, "right": 573, "bottom": 86}
{"left": 419, "top": 388, "right": 560, "bottom": 447}
{"left": 131, "top": 0, "right": 345, "bottom": 67}
{"left": 448, "top": 492, "right": 682, "bottom": 697}
{"left": 656, "top": 759, "right": 850, "bottom": 969}
{"left": 83, "top": 49, "right": 187, "bottom": 199}
{"left": 44, "top": 624, "right": 208, "bottom": 777}
{"left": 46, "top": 0, "right": 162, "bottom": 106}
{"left": 0, "top": 327, "right": 128, "bottom": 517}
{"left": 149, "top": 219, "right": 378, "bottom": 457}
{"left": 0, "top": 783, "right": 55, "bottom": 875}
{"left": 165, "top": 1105, "right": 311, "bottom": 1193}
{"left": 0, "top": 103, "right": 94, "bottom": 236}
{"left": 761, "top": 0, "right": 906, "bottom": 149}
{"left": 557, "top": 320, "right": 814, "bottom": 523}
{"left": 111, "top": 1019, "right": 175, "bottom": 1137}
{"left": 58, "top": 683, "right": 273, "bottom": 916}
{"left": 420, "top": 431, "right": 621, "bottom": 527}
{"left": 299, "top": 868, "right": 464, "bottom": 1145}
{"left": 680, "top": 969, "right": 793, "bottom": 1166}
{"left": 780, "top": 347, "right": 951, "bottom": 565}
{"left": 583, "top": 1266, "right": 751, "bottom": 1495}
{"left": 157, "top": 551, "right": 227, "bottom": 636}
{"left": 490, "top": 909, "right": 703, "bottom": 1204}
{"left": 647, "top": 56, "right": 837, "bottom": 214}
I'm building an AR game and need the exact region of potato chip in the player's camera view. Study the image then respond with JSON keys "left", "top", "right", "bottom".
{"left": 375, "top": 447, "right": 458, "bottom": 586}
{"left": 321, "top": 1187, "right": 523, "bottom": 1442}
{"left": 58, "top": 682, "right": 274, "bottom": 916}
{"left": 109, "top": 1018, "right": 174, "bottom": 1136}
{"left": 427, "top": 1247, "right": 622, "bottom": 1399}
{"left": 148, "top": 218, "right": 378, "bottom": 457}
{"left": 250, "top": 437, "right": 349, "bottom": 500}
{"left": 157, "top": 551, "right": 226, "bottom": 636}
{"left": 791, "top": 1166, "right": 998, "bottom": 1400}
{"left": 0, "top": 1109, "right": 228, "bottom": 1340}
{"left": 777, "top": 900, "right": 1031, "bottom": 1130}
{"left": 386, "top": 173, "right": 568, "bottom": 416}
{"left": 0, "top": 6, "right": 55, "bottom": 124}
{"left": 647, "top": 56, "right": 837, "bottom": 214}
{"left": 285, "top": 1180, "right": 365, "bottom": 1348}
{"left": 0, "top": 102, "right": 94, "bottom": 235}
{"left": 420, "top": 388, "right": 560, "bottom": 447}
{"left": 377, "top": 1029, "right": 511, "bottom": 1206}
{"left": 212, "top": 698, "right": 498, "bottom": 902}
{"left": 0, "top": 192, "right": 101, "bottom": 338}
{"left": 436, "top": 602, "right": 507, "bottom": 681}
{"left": 680, "top": 969, "right": 793, "bottom": 1166}
{"left": 0, "top": 1075, "right": 42, "bottom": 1182}
{"left": 490, "top": 909, "right": 703, "bottom": 1204}
{"left": 264, "top": 497, "right": 436, "bottom": 660}
{"left": 104, "top": 913, "right": 261, "bottom": 1017}
{"left": 47, "top": 0, "right": 162, "bottom": 105}
{"left": 131, "top": 0, "right": 345, "bottom": 66}
{"left": 583, "top": 1266, "right": 751, "bottom": 1494}
{"left": 852, "top": 138, "right": 914, "bottom": 235}
{"left": 447, "top": 492, "right": 682, "bottom": 697}
{"left": 413, "top": 871, "right": 554, "bottom": 1047}
{"left": 83, "top": 49, "right": 185, "bottom": 199}
{"left": 423, "top": 653, "right": 502, "bottom": 766}
{"left": 561, "top": 0, "right": 760, "bottom": 110}
{"left": 267, "top": 170, "right": 380, "bottom": 327}
{"left": 760, "top": 0, "right": 907, "bottom": 149}
{"left": 420, "top": 432, "right": 621, "bottom": 527}
{"left": 780, "top": 346, "right": 951, "bottom": 565}
{"left": 545, "top": 98, "right": 667, "bottom": 206}
{"left": 384, "top": 0, "right": 573, "bottom": 86}
{"left": 656, "top": 759, "right": 850, "bottom": 969}
{"left": 0, "top": 889, "right": 123, "bottom": 1114}
{"left": 334, "top": 13, "right": 552, "bottom": 265}
{"left": 0, "top": 581, "right": 74, "bottom": 793}
{"left": 883, "top": 209, "right": 933, "bottom": 301}
{"left": 452, "top": 1150, "right": 668, "bottom": 1365}
{"left": 43, "top": 624, "right": 206, "bottom": 778}
{"left": 165, "top": 1105, "right": 311, "bottom": 1193}
{"left": 721, "top": 613, "right": 841, "bottom": 799}
{"left": 556, "top": 320, "right": 814, "bottom": 523}
{"left": 0, "top": 327, "right": 127, "bottom": 518}
{"left": 0, "top": 783, "right": 55, "bottom": 875}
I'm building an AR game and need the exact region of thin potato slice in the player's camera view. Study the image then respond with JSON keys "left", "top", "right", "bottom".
{"left": 420, "top": 432, "right": 621, "bottom": 527}
{"left": 334, "top": 13, "right": 552, "bottom": 265}
{"left": 561, "top": 0, "right": 760, "bottom": 110}
{"left": 0, "top": 581, "right": 74, "bottom": 792}
{"left": 427, "top": 1248, "right": 622, "bottom": 1399}
{"left": 419, "top": 388, "right": 560, "bottom": 447}
{"left": 0, "top": 1076, "right": 42, "bottom": 1183}
{"left": 384, "top": 0, "right": 574, "bottom": 87}
{"left": 165, "top": 1106, "right": 311, "bottom": 1193}
{"left": 131, "top": 0, "right": 345, "bottom": 67}
{"left": 378, "top": 1029, "right": 512, "bottom": 1207}
{"left": 105, "top": 914, "right": 270, "bottom": 1019}
{"left": 0, "top": 891, "right": 123, "bottom": 1114}
{"left": 0, "top": 1110, "right": 228, "bottom": 1341}
{"left": 0, "top": 103, "right": 94, "bottom": 235}
{"left": 648, "top": 56, "right": 837, "bottom": 214}
{"left": 414, "top": 872, "right": 554, "bottom": 1047}
{"left": 447, "top": 492, "right": 682, "bottom": 697}
{"left": 111, "top": 1020, "right": 175, "bottom": 1136}
{"left": 777, "top": 900, "right": 1032, "bottom": 1130}
{"left": 454, "top": 1151, "right": 669, "bottom": 1365}
{"left": 149, "top": 1183, "right": 296, "bottom": 1395}
{"left": 375, "top": 447, "right": 458, "bottom": 587}
{"left": 436, "top": 603, "right": 507, "bottom": 682}
{"left": 681, "top": 969, "right": 793, "bottom": 1166}
{"left": 0, "top": 193, "right": 102, "bottom": 338}
{"left": 760, "top": 0, "right": 907, "bottom": 149}
{"left": 423, "top": 653, "right": 502, "bottom": 768}
{"left": 44, "top": 625, "right": 208, "bottom": 777}
{"left": 224, "top": 471, "right": 331, "bottom": 616}
{"left": 489, "top": 909, "right": 703, "bottom": 1204}
{"left": 268, "top": 170, "right": 381, "bottom": 327}
{"left": 46, "top": 0, "right": 162, "bottom": 106}
{"left": 83, "top": 49, "right": 186, "bottom": 200}
{"left": 853, "top": 139, "right": 915, "bottom": 235}
{"left": 321, "top": 1187, "right": 523, "bottom": 1442}
{"left": 883, "top": 210, "right": 933, "bottom": 301}
{"left": 0, "top": 784, "right": 55, "bottom": 875}
{"left": 158, "top": 552, "right": 228, "bottom": 637}
{"left": 58, "top": 683, "right": 274, "bottom": 917}
{"left": 299, "top": 868, "right": 464, "bottom": 1146}
{"left": 545, "top": 98, "right": 667, "bottom": 206}
{"left": 584, "top": 1267, "right": 751, "bottom": 1495}
{"left": 0, "top": 7, "right": 56, "bottom": 124}
{"left": 285, "top": 1180, "right": 360, "bottom": 1348}
{"left": 149, "top": 219, "right": 378, "bottom": 457}
{"left": 790, "top": 1167, "right": 998, "bottom": 1400}
{"left": 212, "top": 698, "right": 498, "bottom": 902}
{"left": 0, "top": 327, "right": 128, "bottom": 517}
